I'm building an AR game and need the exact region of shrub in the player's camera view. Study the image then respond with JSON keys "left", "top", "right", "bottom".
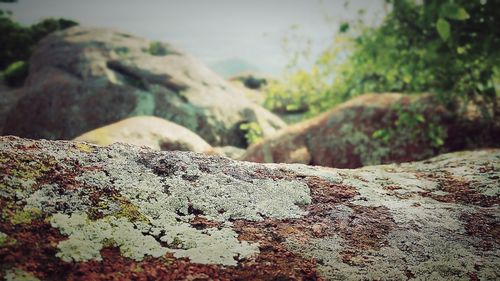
{"left": 148, "top": 41, "right": 167, "bottom": 56}
{"left": 240, "top": 122, "right": 263, "bottom": 145}
{"left": 1, "top": 60, "right": 28, "bottom": 87}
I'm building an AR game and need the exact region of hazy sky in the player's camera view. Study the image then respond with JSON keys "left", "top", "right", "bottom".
{"left": 1, "top": 0, "right": 386, "bottom": 75}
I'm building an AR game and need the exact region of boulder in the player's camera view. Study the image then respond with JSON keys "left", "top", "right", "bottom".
{"left": 0, "top": 136, "right": 498, "bottom": 280}
{"left": 213, "top": 145, "right": 246, "bottom": 159}
{"left": 228, "top": 72, "right": 273, "bottom": 105}
{"left": 2, "top": 27, "right": 285, "bottom": 147}
{"left": 73, "top": 116, "right": 214, "bottom": 153}
{"left": 242, "top": 93, "right": 500, "bottom": 168}
{"left": 0, "top": 82, "right": 24, "bottom": 133}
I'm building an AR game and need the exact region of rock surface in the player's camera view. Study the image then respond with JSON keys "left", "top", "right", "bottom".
{"left": 242, "top": 93, "right": 500, "bottom": 168}
{"left": 228, "top": 72, "right": 273, "bottom": 105}
{"left": 0, "top": 82, "right": 24, "bottom": 133}
{"left": 2, "top": 27, "right": 285, "bottom": 147}
{"left": 73, "top": 116, "right": 214, "bottom": 153}
{"left": 1, "top": 136, "right": 499, "bottom": 280}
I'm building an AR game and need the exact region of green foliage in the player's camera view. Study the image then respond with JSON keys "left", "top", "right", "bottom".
{"left": 0, "top": 60, "right": 28, "bottom": 87}
{"left": 264, "top": 0, "right": 498, "bottom": 154}
{"left": 266, "top": 0, "right": 499, "bottom": 117}
{"left": 436, "top": 18, "right": 450, "bottom": 41}
{"left": 372, "top": 102, "right": 447, "bottom": 149}
{"left": 0, "top": 3, "right": 78, "bottom": 86}
{"left": 240, "top": 122, "right": 263, "bottom": 145}
{"left": 264, "top": 68, "right": 328, "bottom": 115}
{"left": 148, "top": 41, "right": 168, "bottom": 56}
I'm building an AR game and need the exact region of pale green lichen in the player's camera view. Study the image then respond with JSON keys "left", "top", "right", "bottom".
{"left": 3, "top": 141, "right": 309, "bottom": 266}
{"left": 50, "top": 212, "right": 167, "bottom": 262}
{"left": 9, "top": 207, "right": 42, "bottom": 225}
{"left": 24, "top": 184, "right": 92, "bottom": 215}
{"left": 51, "top": 212, "right": 259, "bottom": 265}
{"left": 70, "top": 149, "right": 311, "bottom": 265}
{"left": 0, "top": 231, "right": 8, "bottom": 246}
{"left": 74, "top": 143, "right": 94, "bottom": 153}
{"left": 171, "top": 227, "right": 258, "bottom": 266}
{"left": 4, "top": 268, "right": 40, "bottom": 281}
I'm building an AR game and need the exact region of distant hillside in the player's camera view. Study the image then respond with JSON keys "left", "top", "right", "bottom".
{"left": 209, "top": 58, "right": 260, "bottom": 77}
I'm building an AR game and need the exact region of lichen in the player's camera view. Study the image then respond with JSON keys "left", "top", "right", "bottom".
{"left": 2, "top": 140, "right": 311, "bottom": 266}
{"left": 50, "top": 212, "right": 167, "bottom": 262}
{"left": 3, "top": 268, "right": 40, "bottom": 281}
{"left": 50, "top": 212, "right": 259, "bottom": 266}
{"left": 74, "top": 143, "right": 94, "bottom": 153}
{"left": 0, "top": 231, "right": 12, "bottom": 247}
{"left": 24, "top": 184, "right": 92, "bottom": 215}
{"left": 9, "top": 207, "right": 42, "bottom": 225}
{"left": 69, "top": 148, "right": 311, "bottom": 265}
{"left": 171, "top": 227, "right": 258, "bottom": 266}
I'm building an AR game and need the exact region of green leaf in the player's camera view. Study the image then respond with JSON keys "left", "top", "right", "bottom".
{"left": 441, "top": 3, "right": 469, "bottom": 21}
{"left": 339, "top": 22, "right": 350, "bottom": 33}
{"left": 415, "top": 114, "right": 425, "bottom": 123}
{"left": 436, "top": 18, "right": 450, "bottom": 41}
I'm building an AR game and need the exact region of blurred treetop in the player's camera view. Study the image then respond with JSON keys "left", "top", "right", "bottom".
{"left": 0, "top": 0, "right": 78, "bottom": 87}
{"left": 265, "top": 0, "right": 500, "bottom": 120}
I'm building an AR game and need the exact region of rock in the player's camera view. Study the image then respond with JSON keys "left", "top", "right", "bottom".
{"left": 2, "top": 27, "right": 285, "bottom": 147}
{"left": 73, "top": 116, "right": 214, "bottom": 153}
{"left": 0, "top": 82, "right": 24, "bottom": 133}
{"left": 213, "top": 145, "right": 246, "bottom": 159}
{"left": 242, "top": 93, "right": 500, "bottom": 168}
{"left": 0, "top": 136, "right": 499, "bottom": 280}
{"left": 228, "top": 72, "right": 273, "bottom": 105}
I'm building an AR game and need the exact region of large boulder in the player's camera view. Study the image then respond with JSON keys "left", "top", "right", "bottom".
{"left": 0, "top": 136, "right": 499, "bottom": 280}
{"left": 2, "top": 27, "right": 285, "bottom": 147}
{"left": 0, "top": 82, "right": 24, "bottom": 133}
{"left": 73, "top": 116, "right": 214, "bottom": 153}
{"left": 228, "top": 72, "right": 274, "bottom": 105}
{"left": 242, "top": 93, "right": 500, "bottom": 168}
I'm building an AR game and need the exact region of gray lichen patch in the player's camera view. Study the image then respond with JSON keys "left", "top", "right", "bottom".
{"left": 50, "top": 212, "right": 166, "bottom": 262}
{"left": 288, "top": 228, "right": 500, "bottom": 281}
{"left": 19, "top": 141, "right": 309, "bottom": 266}
{"left": 283, "top": 150, "right": 500, "bottom": 280}
{"left": 0, "top": 231, "right": 8, "bottom": 246}
{"left": 24, "top": 184, "right": 92, "bottom": 215}
{"left": 50, "top": 212, "right": 259, "bottom": 266}
{"left": 3, "top": 268, "right": 40, "bottom": 281}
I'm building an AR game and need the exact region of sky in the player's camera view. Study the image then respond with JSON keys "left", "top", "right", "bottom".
{"left": 1, "top": 0, "right": 387, "bottom": 76}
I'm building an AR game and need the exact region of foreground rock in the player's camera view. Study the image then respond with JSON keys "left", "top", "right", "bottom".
{"left": 242, "top": 93, "right": 500, "bottom": 168}
{"left": 74, "top": 116, "right": 214, "bottom": 154}
{"left": 1, "top": 136, "right": 498, "bottom": 280}
{"left": 2, "top": 27, "right": 285, "bottom": 147}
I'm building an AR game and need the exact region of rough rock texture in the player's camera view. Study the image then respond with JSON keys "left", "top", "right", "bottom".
{"left": 74, "top": 116, "right": 214, "bottom": 154}
{"left": 242, "top": 93, "right": 500, "bottom": 168}
{"left": 2, "top": 27, "right": 285, "bottom": 147}
{"left": 1, "top": 136, "right": 499, "bottom": 280}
